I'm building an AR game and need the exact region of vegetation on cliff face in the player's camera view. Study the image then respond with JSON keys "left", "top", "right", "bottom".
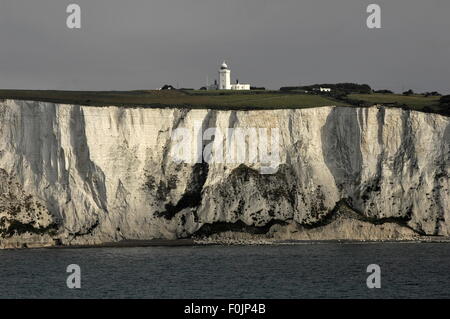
{"left": 0, "top": 169, "right": 58, "bottom": 240}
{"left": 0, "top": 219, "right": 58, "bottom": 238}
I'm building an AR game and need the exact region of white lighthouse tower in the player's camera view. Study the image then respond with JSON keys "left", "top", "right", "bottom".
{"left": 208, "top": 61, "right": 250, "bottom": 90}
{"left": 218, "top": 61, "right": 231, "bottom": 90}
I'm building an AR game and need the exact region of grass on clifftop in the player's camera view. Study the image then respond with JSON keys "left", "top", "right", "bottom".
{"left": 0, "top": 90, "right": 446, "bottom": 115}
{"left": 0, "top": 89, "right": 344, "bottom": 110}
{"left": 347, "top": 93, "right": 441, "bottom": 110}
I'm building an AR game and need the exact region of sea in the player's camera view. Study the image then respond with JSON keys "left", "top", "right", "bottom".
{"left": 0, "top": 243, "right": 448, "bottom": 298}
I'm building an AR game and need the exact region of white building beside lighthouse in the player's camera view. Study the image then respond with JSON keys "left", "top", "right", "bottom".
{"left": 209, "top": 61, "right": 251, "bottom": 90}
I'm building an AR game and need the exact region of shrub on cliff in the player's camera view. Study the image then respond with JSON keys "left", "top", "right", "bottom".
{"left": 402, "top": 89, "right": 414, "bottom": 96}
{"left": 423, "top": 91, "right": 441, "bottom": 97}
{"left": 439, "top": 95, "right": 450, "bottom": 106}
{"left": 374, "top": 89, "right": 393, "bottom": 94}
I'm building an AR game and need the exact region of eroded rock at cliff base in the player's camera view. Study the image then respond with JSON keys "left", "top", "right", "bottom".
{"left": 193, "top": 202, "right": 423, "bottom": 244}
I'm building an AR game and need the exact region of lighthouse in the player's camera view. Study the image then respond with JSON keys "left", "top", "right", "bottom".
{"left": 218, "top": 61, "right": 231, "bottom": 90}
{"left": 208, "top": 61, "right": 251, "bottom": 90}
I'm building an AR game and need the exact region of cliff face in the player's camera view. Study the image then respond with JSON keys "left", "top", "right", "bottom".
{"left": 0, "top": 100, "right": 449, "bottom": 248}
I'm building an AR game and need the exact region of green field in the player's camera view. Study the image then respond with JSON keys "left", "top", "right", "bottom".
{"left": 0, "top": 90, "right": 447, "bottom": 115}
{"left": 0, "top": 89, "right": 344, "bottom": 110}
{"left": 347, "top": 93, "right": 441, "bottom": 109}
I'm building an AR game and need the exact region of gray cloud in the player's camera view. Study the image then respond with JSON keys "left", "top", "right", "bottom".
{"left": 0, "top": 0, "right": 449, "bottom": 93}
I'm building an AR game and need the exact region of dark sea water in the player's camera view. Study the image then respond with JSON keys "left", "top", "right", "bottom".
{"left": 0, "top": 243, "right": 449, "bottom": 299}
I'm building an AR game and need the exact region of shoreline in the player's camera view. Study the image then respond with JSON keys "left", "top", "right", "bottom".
{"left": 2, "top": 237, "right": 450, "bottom": 251}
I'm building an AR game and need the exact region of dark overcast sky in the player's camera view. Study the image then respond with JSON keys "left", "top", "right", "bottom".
{"left": 0, "top": 0, "right": 449, "bottom": 93}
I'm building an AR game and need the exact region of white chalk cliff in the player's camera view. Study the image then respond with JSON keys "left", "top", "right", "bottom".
{"left": 0, "top": 99, "right": 449, "bottom": 248}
